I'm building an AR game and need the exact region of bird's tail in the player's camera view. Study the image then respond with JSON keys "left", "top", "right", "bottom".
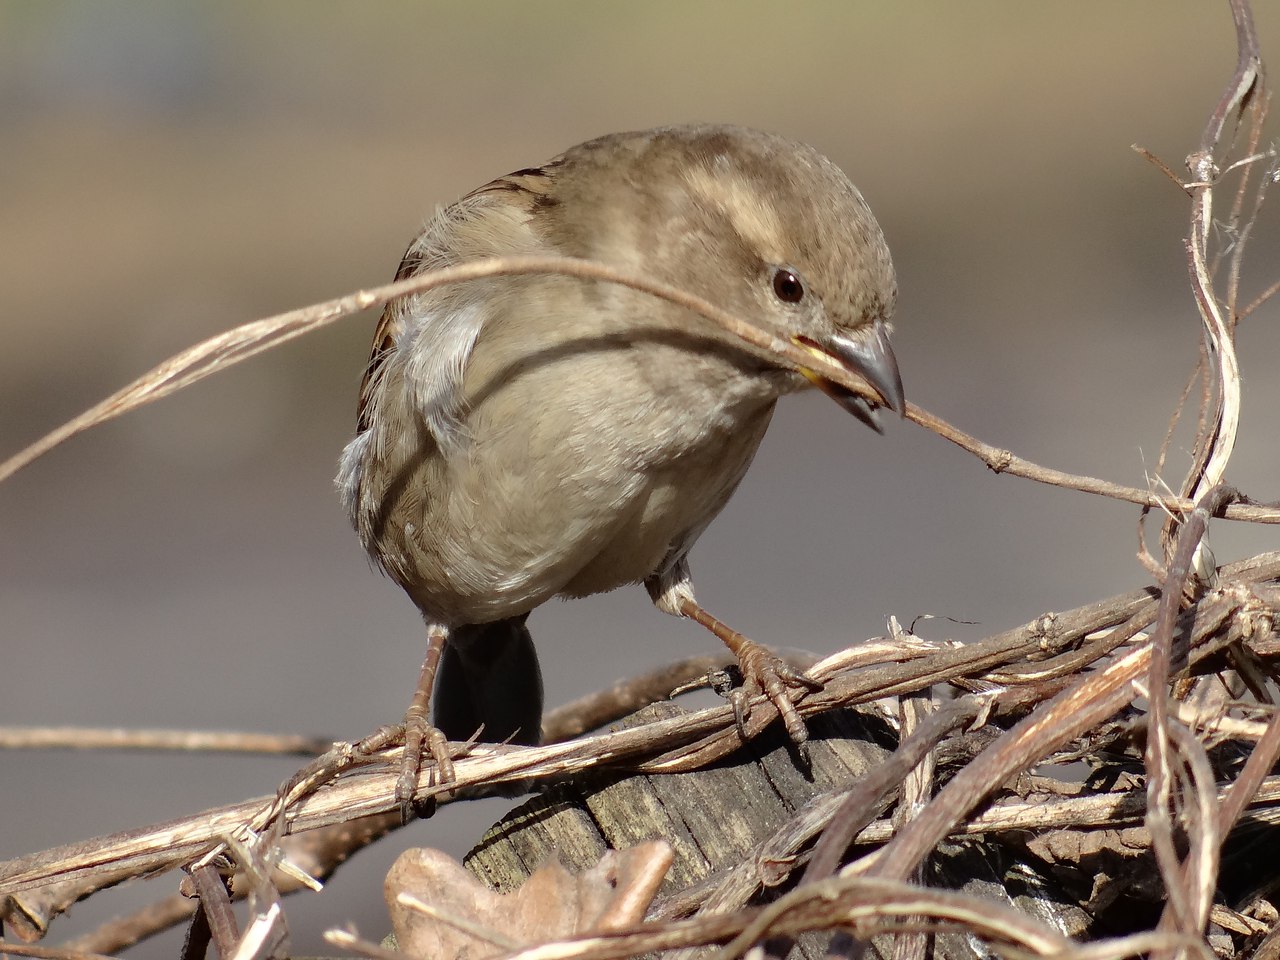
{"left": 432, "top": 615, "right": 544, "bottom": 745}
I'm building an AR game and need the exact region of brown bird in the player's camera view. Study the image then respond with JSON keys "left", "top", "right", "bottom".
{"left": 337, "top": 124, "right": 903, "bottom": 805}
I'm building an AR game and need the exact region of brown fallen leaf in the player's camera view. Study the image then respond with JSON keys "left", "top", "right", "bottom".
{"left": 1023, "top": 827, "right": 1149, "bottom": 866}
{"left": 385, "top": 841, "right": 673, "bottom": 960}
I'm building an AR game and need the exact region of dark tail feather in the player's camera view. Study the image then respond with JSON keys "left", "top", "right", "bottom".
{"left": 433, "top": 615, "right": 543, "bottom": 745}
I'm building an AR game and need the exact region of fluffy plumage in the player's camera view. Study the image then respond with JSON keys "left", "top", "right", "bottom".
{"left": 338, "top": 124, "right": 902, "bottom": 759}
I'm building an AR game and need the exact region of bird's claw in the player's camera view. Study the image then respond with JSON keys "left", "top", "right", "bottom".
{"left": 395, "top": 714, "right": 455, "bottom": 822}
{"left": 669, "top": 667, "right": 737, "bottom": 699}
{"left": 731, "top": 640, "right": 822, "bottom": 758}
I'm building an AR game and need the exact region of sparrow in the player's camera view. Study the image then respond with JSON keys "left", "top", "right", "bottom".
{"left": 336, "top": 123, "right": 903, "bottom": 805}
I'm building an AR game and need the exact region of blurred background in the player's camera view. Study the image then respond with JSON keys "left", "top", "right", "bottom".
{"left": 2, "top": 3, "right": 1279, "bottom": 956}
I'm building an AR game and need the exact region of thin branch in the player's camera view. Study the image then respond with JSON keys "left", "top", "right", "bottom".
{"left": 0, "top": 256, "right": 888, "bottom": 486}
{"left": 1198, "top": 0, "right": 1263, "bottom": 154}
{"left": 905, "top": 402, "right": 1279, "bottom": 523}
{"left": 1240, "top": 274, "right": 1280, "bottom": 320}
{"left": 801, "top": 697, "right": 977, "bottom": 884}
{"left": 1143, "top": 485, "right": 1236, "bottom": 938}
{"left": 0, "top": 727, "right": 332, "bottom": 756}
{"left": 1, "top": 255, "right": 1278, "bottom": 526}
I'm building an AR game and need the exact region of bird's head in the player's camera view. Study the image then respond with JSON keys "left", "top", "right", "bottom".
{"left": 559, "top": 124, "right": 904, "bottom": 430}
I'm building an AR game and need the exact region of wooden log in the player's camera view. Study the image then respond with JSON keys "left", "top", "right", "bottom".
{"left": 463, "top": 701, "right": 1090, "bottom": 959}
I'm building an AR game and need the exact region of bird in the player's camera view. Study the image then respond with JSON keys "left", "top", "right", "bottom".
{"left": 336, "top": 123, "right": 903, "bottom": 805}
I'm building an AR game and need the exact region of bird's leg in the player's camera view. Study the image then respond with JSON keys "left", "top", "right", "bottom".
{"left": 676, "top": 596, "right": 821, "bottom": 751}
{"left": 646, "top": 562, "right": 821, "bottom": 753}
{"left": 395, "top": 624, "right": 456, "bottom": 815}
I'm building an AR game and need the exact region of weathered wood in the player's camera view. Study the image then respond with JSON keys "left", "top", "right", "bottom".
{"left": 467, "top": 702, "right": 891, "bottom": 895}
{"left": 464, "top": 701, "right": 1090, "bottom": 960}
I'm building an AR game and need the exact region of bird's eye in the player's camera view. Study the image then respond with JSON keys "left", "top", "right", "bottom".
{"left": 772, "top": 268, "right": 805, "bottom": 304}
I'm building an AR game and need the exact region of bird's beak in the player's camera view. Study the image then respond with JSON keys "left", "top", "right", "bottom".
{"left": 793, "top": 320, "right": 905, "bottom": 434}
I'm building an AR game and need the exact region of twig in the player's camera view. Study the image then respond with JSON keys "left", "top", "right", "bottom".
{"left": 0, "top": 578, "right": 1192, "bottom": 903}
{"left": 0, "top": 255, "right": 888, "bottom": 486}
{"left": 710, "top": 875, "right": 1071, "bottom": 960}
{"left": 542, "top": 655, "right": 738, "bottom": 743}
{"left": 905, "top": 402, "right": 1278, "bottom": 523}
{"left": 1150, "top": 720, "right": 1222, "bottom": 950}
{"left": 802, "top": 696, "right": 976, "bottom": 884}
{"left": 9, "top": 554, "right": 1280, "bottom": 937}
{"left": 187, "top": 864, "right": 239, "bottom": 960}
{"left": 396, "top": 892, "right": 524, "bottom": 951}
{"left": 0, "top": 727, "right": 332, "bottom": 755}
{"left": 61, "top": 894, "right": 196, "bottom": 957}
{"left": 1240, "top": 275, "right": 1280, "bottom": 320}
{"left": 866, "top": 583, "right": 1250, "bottom": 884}
{"left": 1219, "top": 710, "right": 1280, "bottom": 837}
{"left": 1160, "top": 0, "right": 1262, "bottom": 563}
{"left": 0, "top": 944, "right": 122, "bottom": 960}
{"left": 326, "top": 927, "right": 407, "bottom": 960}
{"left": 1, "top": 255, "right": 1278, "bottom": 526}
{"left": 1143, "top": 485, "right": 1236, "bottom": 942}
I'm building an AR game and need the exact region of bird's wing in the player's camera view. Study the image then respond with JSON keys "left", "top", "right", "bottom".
{"left": 352, "top": 166, "right": 560, "bottom": 445}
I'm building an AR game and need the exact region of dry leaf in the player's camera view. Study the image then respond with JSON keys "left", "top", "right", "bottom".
{"left": 1024, "top": 827, "right": 1149, "bottom": 866}
{"left": 385, "top": 841, "right": 672, "bottom": 960}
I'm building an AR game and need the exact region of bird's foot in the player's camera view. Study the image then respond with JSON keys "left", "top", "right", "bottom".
{"left": 729, "top": 639, "right": 823, "bottom": 759}
{"left": 672, "top": 594, "right": 823, "bottom": 757}
{"left": 395, "top": 707, "right": 457, "bottom": 821}
{"left": 388, "top": 626, "right": 458, "bottom": 821}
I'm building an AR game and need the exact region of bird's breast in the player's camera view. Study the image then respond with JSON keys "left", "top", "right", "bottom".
{"left": 361, "top": 299, "right": 785, "bottom": 624}
{"left": 556, "top": 400, "right": 775, "bottom": 597}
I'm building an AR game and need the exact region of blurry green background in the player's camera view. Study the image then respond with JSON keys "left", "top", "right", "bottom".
{"left": 3, "top": 3, "right": 1279, "bottom": 956}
